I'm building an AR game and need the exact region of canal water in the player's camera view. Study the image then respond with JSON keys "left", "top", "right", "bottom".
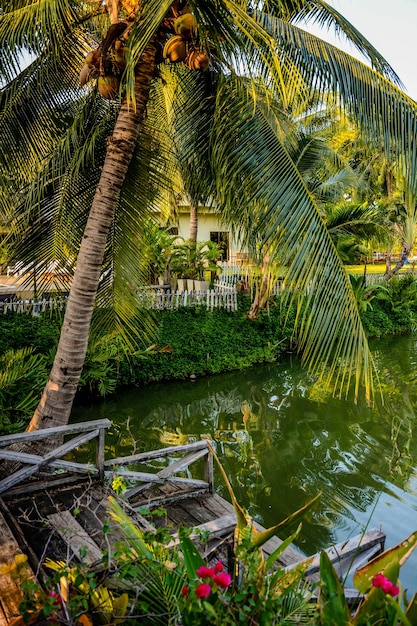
{"left": 72, "top": 334, "right": 417, "bottom": 592}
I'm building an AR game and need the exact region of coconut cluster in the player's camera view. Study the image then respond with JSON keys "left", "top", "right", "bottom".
{"left": 79, "top": 21, "right": 128, "bottom": 99}
{"left": 163, "top": 13, "right": 210, "bottom": 71}
{"left": 80, "top": 12, "right": 209, "bottom": 100}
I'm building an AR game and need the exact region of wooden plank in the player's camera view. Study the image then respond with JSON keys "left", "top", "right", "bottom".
{"left": 203, "top": 495, "right": 304, "bottom": 566}
{"left": 180, "top": 497, "right": 218, "bottom": 525}
{"left": 104, "top": 440, "right": 209, "bottom": 467}
{"left": 0, "top": 450, "right": 98, "bottom": 475}
{"left": 0, "top": 511, "right": 35, "bottom": 622}
{"left": 0, "top": 419, "right": 111, "bottom": 446}
{"left": 48, "top": 510, "right": 103, "bottom": 565}
{"left": 307, "top": 544, "right": 384, "bottom": 585}
{"left": 131, "top": 487, "right": 210, "bottom": 511}
{"left": 289, "top": 529, "right": 386, "bottom": 578}
{"left": 156, "top": 448, "right": 208, "bottom": 478}
{"left": 106, "top": 469, "right": 208, "bottom": 489}
{"left": 117, "top": 469, "right": 208, "bottom": 501}
{"left": 204, "top": 453, "right": 214, "bottom": 494}
{"left": 0, "top": 605, "right": 7, "bottom": 626}
{"left": 0, "top": 498, "right": 46, "bottom": 585}
{"left": 1, "top": 474, "right": 90, "bottom": 498}
{"left": 96, "top": 427, "right": 105, "bottom": 480}
{"left": 168, "top": 514, "right": 236, "bottom": 548}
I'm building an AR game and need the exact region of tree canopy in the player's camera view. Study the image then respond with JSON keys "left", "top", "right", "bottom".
{"left": 2, "top": 0, "right": 417, "bottom": 425}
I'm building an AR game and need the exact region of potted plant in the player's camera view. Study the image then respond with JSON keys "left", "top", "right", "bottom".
{"left": 172, "top": 240, "right": 208, "bottom": 292}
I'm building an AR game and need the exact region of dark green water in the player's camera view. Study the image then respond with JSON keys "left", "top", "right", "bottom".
{"left": 72, "top": 334, "right": 417, "bottom": 592}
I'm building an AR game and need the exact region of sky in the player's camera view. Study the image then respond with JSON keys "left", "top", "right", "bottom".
{"left": 306, "top": 0, "right": 417, "bottom": 101}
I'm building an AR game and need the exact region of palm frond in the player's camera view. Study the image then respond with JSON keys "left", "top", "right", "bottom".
{"left": 287, "top": 0, "right": 403, "bottom": 87}
{"left": 253, "top": 12, "right": 417, "bottom": 189}
{"left": 210, "top": 73, "right": 375, "bottom": 401}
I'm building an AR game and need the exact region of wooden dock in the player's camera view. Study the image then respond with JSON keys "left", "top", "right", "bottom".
{"left": 0, "top": 420, "right": 386, "bottom": 624}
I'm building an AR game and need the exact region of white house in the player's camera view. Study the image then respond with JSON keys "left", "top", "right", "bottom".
{"left": 175, "top": 203, "right": 249, "bottom": 264}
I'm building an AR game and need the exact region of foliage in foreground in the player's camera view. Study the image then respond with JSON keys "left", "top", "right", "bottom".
{"left": 9, "top": 449, "right": 417, "bottom": 625}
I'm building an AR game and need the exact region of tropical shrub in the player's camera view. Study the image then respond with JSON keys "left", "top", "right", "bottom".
{"left": 361, "top": 275, "right": 417, "bottom": 336}
{"left": 0, "top": 347, "right": 49, "bottom": 434}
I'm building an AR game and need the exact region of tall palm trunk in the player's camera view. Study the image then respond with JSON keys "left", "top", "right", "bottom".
{"left": 28, "top": 44, "right": 157, "bottom": 433}
{"left": 189, "top": 203, "right": 198, "bottom": 242}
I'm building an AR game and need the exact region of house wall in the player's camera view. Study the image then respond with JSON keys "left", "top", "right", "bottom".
{"left": 177, "top": 211, "right": 245, "bottom": 262}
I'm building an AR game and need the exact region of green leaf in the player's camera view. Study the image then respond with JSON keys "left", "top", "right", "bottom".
{"left": 351, "top": 561, "right": 401, "bottom": 626}
{"left": 265, "top": 523, "right": 303, "bottom": 571}
{"left": 207, "top": 440, "right": 249, "bottom": 530}
{"left": 318, "top": 550, "right": 350, "bottom": 626}
{"left": 353, "top": 531, "right": 417, "bottom": 593}
{"left": 247, "top": 492, "right": 321, "bottom": 551}
{"left": 178, "top": 533, "right": 205, "bottom": 579}
{"left": 405, "top": 592, "right": 417, "bottom": 624}
{"left": 106, "top": 496, "right": 153, "bottom": 559}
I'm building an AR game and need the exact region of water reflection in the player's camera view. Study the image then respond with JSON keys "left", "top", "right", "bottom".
{"left": 72, "top": 335, "right": 417, "bottom": 592}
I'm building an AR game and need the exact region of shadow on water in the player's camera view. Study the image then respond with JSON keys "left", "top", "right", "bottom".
{"left": 72, "top": 334, "right": 417, "bottom": 593}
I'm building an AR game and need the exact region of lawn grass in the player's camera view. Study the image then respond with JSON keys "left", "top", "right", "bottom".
{"left": 345, "top": 264, "right": 415, "bottom": 274}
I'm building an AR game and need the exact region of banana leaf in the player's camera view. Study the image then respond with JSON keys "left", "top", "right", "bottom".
{"left": 265, "top": 523, "right": 303, "bottom": 571}
{"left": 207, "top": 440, "right": 249, "bottom": 530}
{"left": 318, "top": 550, "right": 350, "bottom": 626}
{"left": 404, "top": 592, "right": 417, "bottom": 624}
{"left": 106, "top": 496, "right": 153, "bottom": 560}
{"left": 207, "top": 440, "right": 321, "bottom": 551}
{"left": 248, "top": 493, "right": 321, "bottom": 552}
{"left": 351, "top": 561, "right": 410, "bottom": 626}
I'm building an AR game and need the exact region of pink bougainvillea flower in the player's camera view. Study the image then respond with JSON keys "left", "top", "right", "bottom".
{"left": 372, "top": 573, "right": 399, "bottom": 596}
{"left": 181, "top": 586, "right": 189, "bottom": 597}
{"left": 196, "top": 565, "right": 214, "bottom": 579}
{"left": 195, "top": 583, "right": 212, "bottom": 599}
{"left": 213, "top": 572, "right": 232, "bottom": 589}
{"left": 214, "top": 561, "right": 223, "bottom": 573}
{"left": 49, "top": 590, "right": 63, "bottom": 605}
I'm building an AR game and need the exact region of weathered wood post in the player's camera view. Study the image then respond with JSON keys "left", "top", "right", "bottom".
{"left": 96, "top": 426, "right": 106, "bottom": 481}
{"left": 204, "top": 440, "right": 214, "bottom": 494}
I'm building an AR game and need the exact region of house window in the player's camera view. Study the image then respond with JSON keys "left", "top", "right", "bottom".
{"left": 210, "top": 232, "right": 229, "bottom": 261}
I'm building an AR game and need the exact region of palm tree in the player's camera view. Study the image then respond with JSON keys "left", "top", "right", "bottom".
{"left": 2, "top": 0, "right": 417, "bottom": 436}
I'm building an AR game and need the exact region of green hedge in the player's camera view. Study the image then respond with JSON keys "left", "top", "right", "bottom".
{"left": 0, "top": 297, "right": 293, "bottom": 431}
{"left": 125, "top": 298, "right": 293, "bottom": 384}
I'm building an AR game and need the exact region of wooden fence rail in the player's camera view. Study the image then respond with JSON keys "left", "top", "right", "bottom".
{"left": 0, "top": 421, "right": 214, "bottom": 504}
{"left": 0, "top": 419, "right": 111, "bottom": 494}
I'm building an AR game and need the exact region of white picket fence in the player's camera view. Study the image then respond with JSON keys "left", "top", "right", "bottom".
{"left": 0, "top": 297, "right": 67, "bottom": 316}
{"left": 137, "top": 288, "right": 238, "bottom": 311}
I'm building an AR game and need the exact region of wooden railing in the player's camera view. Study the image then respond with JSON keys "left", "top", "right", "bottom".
{"left": 0, "top": 419, "right": 111, "bottom": 494}
{"left": 104, "top": 439, "right": 214, "bottom": 505}
{"left": 0, "top": 421, "right": 214, "bottom": 502}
